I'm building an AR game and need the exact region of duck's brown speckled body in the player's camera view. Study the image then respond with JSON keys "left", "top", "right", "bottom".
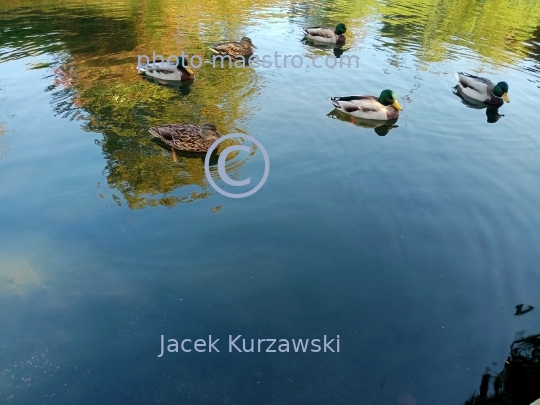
{"left": 148, "top": 123, "right": 221, "bottom": 153}
{"left": 209, "top": 37, "right": 257, "bottom": 58}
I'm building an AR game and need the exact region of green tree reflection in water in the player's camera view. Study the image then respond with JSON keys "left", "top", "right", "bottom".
{"left": 375, "top": 0, "right": 540, "bottom": 68}
{"left": 288, "top": 0, "right": 540, "bottom": 68}
{"left": 0, "top": 0, "right": 267, "bottom": 209}
{"left": 2, "top": 0, "right": 540, "bottom": 207}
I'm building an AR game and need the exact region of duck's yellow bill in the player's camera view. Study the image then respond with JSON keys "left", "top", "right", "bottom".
{"left": 186, "top": 67, "right": 195, "bottom": 75}
{"left": 392, "top": 100, "right": 403, "bottom": 111}
{"left": 502, "top": 93, "right": 510, "bottom": 103}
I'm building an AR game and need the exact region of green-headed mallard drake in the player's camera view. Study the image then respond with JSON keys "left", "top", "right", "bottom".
{"left": 139, "top": 57, "right": 195, "bottom": 82}
{"left": 149, "top": 123, "right": 221, "bottom": 161}
{"left": 209, "top": 37, "right": 257, "bottom": 58}
{"left": 303, "top": 23, "right": 347, "bottom": 44}
{"left": 455, "top": 73, "right": 509, "bottom": 106}
{"left": 330, "top": 90, "right": 403, "bottom": 120}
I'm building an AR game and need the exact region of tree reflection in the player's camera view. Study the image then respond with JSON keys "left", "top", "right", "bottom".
{"left": 463, "top": 322, "right": 540, "bottom": 404}
{"left": 0, "top": 0, "right": 265, "bottom": 209}
{"left": 376, "top": 0, "right": 540, "bottom": 67}
{"left": 3, "top": 0, "right": 540, "bottom": 209}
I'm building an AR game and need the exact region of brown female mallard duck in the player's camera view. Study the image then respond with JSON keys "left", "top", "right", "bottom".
{"left": 148, "top": 122, "right": 222, "bottom": 161}
{"left": 209, "top": 37, "right": 257, "bottom": 58}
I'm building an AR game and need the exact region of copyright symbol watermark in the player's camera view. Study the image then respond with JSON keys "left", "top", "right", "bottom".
{"left": 204, "top": 134, "right": 269, "bottom": 199}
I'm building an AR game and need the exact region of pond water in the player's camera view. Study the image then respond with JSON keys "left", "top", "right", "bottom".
{"left": 1, "top": 0, "right": 540, "bottom": 404}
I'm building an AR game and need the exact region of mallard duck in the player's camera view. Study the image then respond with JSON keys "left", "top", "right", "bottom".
{"left": 209, "top": 37, "right": 257, "bottom": 58}
{"left": 455, "top": 73, "right": 509, "bottom": 106}
{"left": 148, "top": 122, "right": 222, "bottom": 161}
{"left": 139, "top": 57, "right": 195, "bottom": 82}
{"left": 330, "top": 90, "right": 403, "bottom": 120}
{"left": 303, "top": 23, "right": 347, "bottom": 44}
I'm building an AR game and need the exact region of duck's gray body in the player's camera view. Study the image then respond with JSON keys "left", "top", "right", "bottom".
{"left": 455, "top": 72, "right": 504, "bottom": 106}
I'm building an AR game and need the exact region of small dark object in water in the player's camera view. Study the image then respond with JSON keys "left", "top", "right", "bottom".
{"left": 515, "top": 304, "right": 534, "bottom": 316}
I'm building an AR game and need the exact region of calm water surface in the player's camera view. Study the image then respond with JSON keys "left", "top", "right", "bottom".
{"left": 1, "top": 0, "right": 540, "bottom": 404}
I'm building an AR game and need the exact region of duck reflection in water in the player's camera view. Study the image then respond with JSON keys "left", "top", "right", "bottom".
{"left": 454, "top": 86, "right": 504, "bottom": 124}
{"left": 327, "top": 109, "right": 399, "bottom": 136}
{"left": 333, "top": 45, "right": 346, "bottom": 58}
{"left": 300, "top": 38, "right": 348, "bottom": 59}
{"left": 142, "top": 75, "right": 194, "bottom": 96}
{"left": 453, "top": 87, "right": 504, "bottom": 124}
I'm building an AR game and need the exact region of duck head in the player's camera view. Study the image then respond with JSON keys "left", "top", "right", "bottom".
{"left": 379, "top": 90, "right": 403, "bottom": 110}
{"left": 335, "top": 23, "right": 347, "bottom": 35}
{"left": 240, "top": 37, "right": 257, "bottom": 49}
{"left": 177, "top": 57, "right": 195, "bottom": 75}
{"left": 199, "top": 122, "right": 222, "bottom": 141}
{"left": 493, "top": 81, "right": 509, "bottom": 103}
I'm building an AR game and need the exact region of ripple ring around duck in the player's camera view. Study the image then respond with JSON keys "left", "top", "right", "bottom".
{"left": 204, "top": 134, "right": 270, "bottom": 199}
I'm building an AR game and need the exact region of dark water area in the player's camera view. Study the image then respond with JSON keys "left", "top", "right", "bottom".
{"left": 1, "top": 0, "right": 540, "bottom": 404}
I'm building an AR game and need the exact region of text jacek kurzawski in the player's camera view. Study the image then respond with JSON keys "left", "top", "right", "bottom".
{"left": 158, "top": 335, "right": 340, "bottom": 356}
